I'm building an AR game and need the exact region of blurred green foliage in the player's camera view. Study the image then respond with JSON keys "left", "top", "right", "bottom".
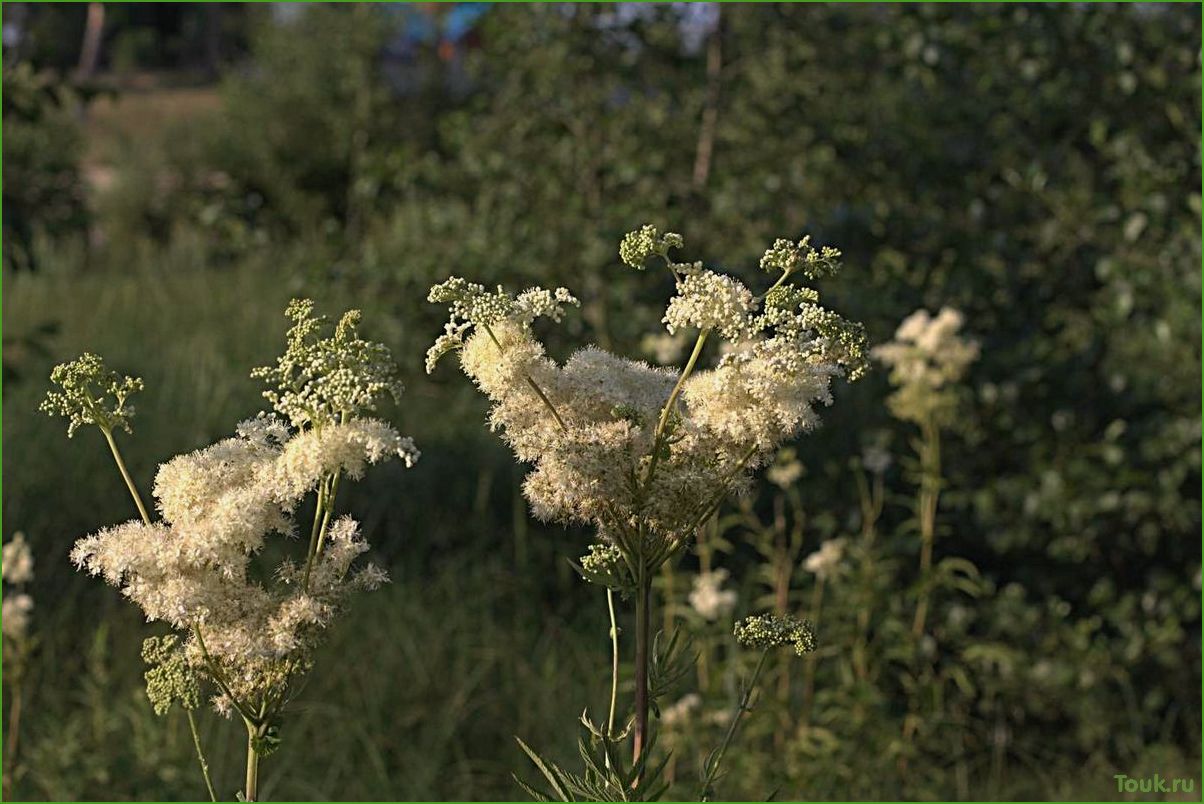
{"left": 2, "top": 62, "right": 89, "bottom": 271}
{"left": 2, "top": 3, "right": 1200, "bottom": 800}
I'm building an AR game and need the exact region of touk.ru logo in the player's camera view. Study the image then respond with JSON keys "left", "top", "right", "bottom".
{"left": 1113, "top": 773, "right": 1195, "bottom": 795}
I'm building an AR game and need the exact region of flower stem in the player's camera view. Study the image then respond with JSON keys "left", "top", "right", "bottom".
{"left": 193, "top": 623, "right": 256, "bottom": 725}
{"left": 101, "top": 427, "right": 152, "bottom": 525}
{"left": 911, "top": 416, "right": 941, "bottom": 638}
{"left": 632, "top": 565, "right": 652, "bottom": 768}
{"left": 301, "top": 475, "right": 329, "bottom": 589}
{"left": 644, "top": 329, "right": 709, "bottom": 491}
{"left": 312, "top": 471, "right": 342, "bottom": 569}
{"left": 699, "top": 650, "right": 770, "bottom": 801}
{"left": 482, "top": 323, "right": 569, "bottom": 432}
{"left": 688, "top": 443, "right": 758, "bottom": 530}
{"left": 606, "top": 589, "right": 620, "bottom": 741}
{"left": 186, "top": 710, "right": 218, "bottom": 802}
{"left": 3, "top": 655, "right": 24, "bottom": 800}
{"left": 244, "top": 722, "right": 260, "bottom": 802}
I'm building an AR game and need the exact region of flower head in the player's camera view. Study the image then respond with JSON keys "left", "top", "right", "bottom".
{"left": 802, "top": 538, "right": 846, "bottom": 580}
{"left": 663, "top": 269, "right": 756, "bottom": 341}
{"left": 3, "top": 532, "right": 36, "bottom": 642}
{"left": 72, "top": 416, "right": 410, "bottom": 713}
{"left": 734, "top": 613, "right": 816, "bottom": 655}
{"left": 428, "top": 227, "right": 866, "bottom": 559}
{"left": 766, "top": 448, "right": 804, "bottom": 489}
{"left": 688, "top": 569, "right": 737, "bottom": 621}
{"left": 425, "top": 278, "right": 579, "bottom": 373}
{"left": 142, "top": 634, "right": 202, "bottom": 715}
{"left": 71, "top": 302, "right": 416, "bottom": 718}
{"left": 2, "top": 532, "right": 34, "bottom": 585}
{"left": 2, "top": 593, "right": 33, "bottom": 641}
{"left": 40, "top": 353, "right": 143, "bottom": 436}
{"left": 619, "top": 224, "right": 683, "bottom": 270}
{"left": 872, "top": 307, "right": 979, "bottom": 425}
{"left": 759, "top": 235, "right": 842, "bottom": 280}
{"left": 251, "top": 299, "right": 405, "bottom": 429}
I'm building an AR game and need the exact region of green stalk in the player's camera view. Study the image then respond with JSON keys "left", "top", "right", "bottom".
{"left": 643, "top": 329, "right": 709, "bottom": 491}
{"left": 606, "top": 589, "right": 621, "bottom": 741}
{"left": 911, "top": 416, "right": 941, "bottom": 638}
{"left": 3, "top": 651, "right": 24, "bottom": 801}
{"left": 312, "top": 470, "right": 343, "bottom": 570}
{"left": 699, "top": 650, "right": 770, "bottom": 801}
{"left": 301, "top": 475, "right": 329, "bottom": 589}
{"left": 244, "top": 722, "right": 260, "bottom": 802}
{"left": 101, "top": 427, "right": 152, "bottom": 525}
{"left": 632, "top": 565, "right": 652, "bottom": 766}
{"left": 187, "top": 710, "right": 218, "bottom": 802}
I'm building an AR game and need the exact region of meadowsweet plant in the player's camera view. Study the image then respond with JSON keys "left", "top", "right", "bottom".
{"left": 43, "top": 300, "right": 418, "bottom": 802}
{"left": 874, "top": 307, "right": 980, "bottom": 777}
{"left": 427, "top": 225, "right": 866, "bottom": 799}
{"left": 2, "top": 532, "right": 35, "bottom": 799}
{"left": 873, "top": 307, "right": 978, "bottom": 636}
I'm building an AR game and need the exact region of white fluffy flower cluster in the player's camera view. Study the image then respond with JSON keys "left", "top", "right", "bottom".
{"left": 663, "top": 268, "right": 756, "bottom": 341}
{"left": 688, "top": 568, "right": 738, "bottom": 621}
{"left": 872, "top": 307, "right": 979, "bottom": 425}
{"left": 2, "top": 532, "right": 35, "bottom": 642}
{"left": 803, "top": 537, "right": 847, "bottom": 580}
{"left": 3, "top": 531, "right": 34, "bottom": 585}
{"left": 428, "top": 227, "right": 867, "bottom": 560}
{"left": 70, "top": 417, "right": 413, "bottom": 711}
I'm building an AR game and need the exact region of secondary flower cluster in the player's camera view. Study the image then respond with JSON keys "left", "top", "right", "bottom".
{"left": 427, "top": 227, "right": 867, "bottom": 565}
{"left": 251, "top": 299, "right": 406, "bottom": 429}
{"left": 71, "top": 415, "right": 415, "bottom": 713}
{"left": 59, "top": 299, "right": 419, "bottom": 720}
{"left": 734, "top": 613, "right": 816, "bottom": 655}
{"left": 872, "top": 307, "right": 979, "bottom": 426}
{"left": 39, "top": 353, "right": 143, "bottom": 437}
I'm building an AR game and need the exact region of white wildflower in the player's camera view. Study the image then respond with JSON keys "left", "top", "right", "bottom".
{"left": 688, "top": 569, "right": 738, "bottom": 621}
{"left": 663, "top": 269, "right": 756, "bottom": 341}
{"left": 428, "top": 227, "right": 867, "bottom": 567}
{"left": 873, "top": 306, "right": 979, "bottom": 425}
{"left": 2, "top": 593, "right": 33, "bottom": 640}
{"left": 803, "top": 538, "right": 847, "bottom": 580}
{"left": 2, "top": 532, "right": 34, "bottom": 585}
{"left": 766, "top": 450, "right": 804, "bottom": 489}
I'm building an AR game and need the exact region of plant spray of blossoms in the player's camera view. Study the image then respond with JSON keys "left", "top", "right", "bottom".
{"left": 427, "top": 225, "right": 867, "bottom": 799}
{"left": 874, "top": 306, "right": 979, "bottom": 770}
{"left": 43, "top": 300, "right": 418, "bottom": 802}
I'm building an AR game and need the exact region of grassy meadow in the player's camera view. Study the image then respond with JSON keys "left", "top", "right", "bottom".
{"left": 3, "top": 4, "right": 1200, "bottom": 802}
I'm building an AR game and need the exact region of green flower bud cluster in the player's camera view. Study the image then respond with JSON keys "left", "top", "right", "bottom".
{"left": 142, "top": 634, "right": 201, "bottom": 716}
{"left": 760, "top": 289, "right": 870, "bottom": 382}
{"left": 619, "top": 225, "right": 684, "bottom": 270}
{"left": 251, "top": 298, "right": 405, "bottom": 429}
{"left": 759, "top": 236, "right": 842, "bottom": 280}
{"left": 764, "top": 285, "right": 819, "bottom": 310}
{"left": 578, "top": 541, "right": 632, "bottom": 593}
{"left": 39, "top": 353, "right": 144, "bottom": 437}
{"left": 426, "top": 278, "right": 578, "bottom": 373}
{"left": 734, "top": 613, "right": 816, "bottom": 655}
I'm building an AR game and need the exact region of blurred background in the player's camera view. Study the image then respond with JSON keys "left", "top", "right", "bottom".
{"left": 2, "top": 3, "right": 1200, "bottom": 801}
